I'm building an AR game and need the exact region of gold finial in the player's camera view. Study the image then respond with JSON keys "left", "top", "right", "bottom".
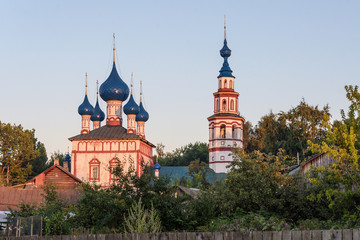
{"left": 85, "top": 72, "right": 88, "bottom": 95}
{"left": 113, "top": 33, "right": 116, "bottom": 63}
{"left": 140, "top": 80, "right": 143, "bottom": 102}
{"left": 131, "top": 72, "right": 133, "bottom": 95}
{"left": 96, "top": 80, "right": 99, "bottom": 101}
{"left": 224, "top": 15, "right": 227, "bottom": 39}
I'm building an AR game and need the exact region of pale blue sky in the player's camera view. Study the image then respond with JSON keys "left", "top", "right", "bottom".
{"left": 0, "top": 1, "right": 359, "bottom": 155}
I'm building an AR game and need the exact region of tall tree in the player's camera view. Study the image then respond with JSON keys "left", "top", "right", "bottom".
{"left": 29, "top": 140, "right": 48, "bottom": 178}
{"left": 0, "top": 122, "right": 40, "bottom": 186}
{"left": 246, "top": 99, "right": 330, "bottom": 162}
{"left": 158, "top": 142, "right": 209, "bottom": 166}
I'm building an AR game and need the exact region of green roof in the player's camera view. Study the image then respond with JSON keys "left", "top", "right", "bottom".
{"left": 159, "top": 166, "right": 227, "bottom": 184}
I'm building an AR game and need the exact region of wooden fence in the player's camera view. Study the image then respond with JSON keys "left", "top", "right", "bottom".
{"left": 1, "top": 229, "right": 360, "bottom": 240}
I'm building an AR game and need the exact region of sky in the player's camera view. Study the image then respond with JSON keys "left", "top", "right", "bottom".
{"left": 0, "top": 1, "right": 359, "bottom": 156}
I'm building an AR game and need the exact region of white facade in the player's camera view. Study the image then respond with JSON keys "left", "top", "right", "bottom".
{"left": 208, "top": 39, "right": 245, "bottom": 173}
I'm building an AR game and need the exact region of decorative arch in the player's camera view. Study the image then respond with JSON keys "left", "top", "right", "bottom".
{"left": 224, "top": 79, "right": 227, "bottom": 88}
{"left": 230, "top": 100, "right": 234, "bottom": 110}
{"left": 222, "top": 100, "right": 227, "bottom": 111}
{"left": 109, "top": 157, "right": 121, "bottom": 182}
{"left": 211, "top": 124, "right": 215, "bottom": 139}
{"left": 219, "top": 80, "right": 222, "bottom": 89}
{"left": 89, "top": 158, "right": 100, "bottom": 182}
{"left": 216, "top": 99, "right": 220, "bottom": 112}
{"left": 220, "top": 125, "right": 226, "bottom": 138}
{"left": 229, "top": 80, "right": 233, "bottom": 89}
{"left": 232, "top": 125, "right": 236, "bottom": 139}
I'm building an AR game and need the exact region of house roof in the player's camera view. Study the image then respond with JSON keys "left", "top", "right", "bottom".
{"left": 26, "top": 163, "right": 82, "bottom": 186}
{"left": 69, "top": 125, "right": 155, "bottom": 147}
{"left": 0, "top": 187, "right": 81, "bottom": 211}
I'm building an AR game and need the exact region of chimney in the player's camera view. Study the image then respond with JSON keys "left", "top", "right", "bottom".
{"left": 54, "top": 158, "right": 60, "bottom": 166}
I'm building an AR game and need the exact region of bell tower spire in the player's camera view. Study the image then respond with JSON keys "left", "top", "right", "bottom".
{"left": 113, "top": 33, "right": 116, "bottom": 63}
{"left": 207, "top": 21, "right": 245, "bottom": 173}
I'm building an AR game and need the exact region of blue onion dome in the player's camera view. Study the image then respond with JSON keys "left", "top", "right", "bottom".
{"left": 99, "top": 63, "right": 130, "bottom": 102}
{"left": 91, "top": 100, "right": 105, "bottom": 121}
{"left": 218, "top": 38, "right": 235, "bottom": 78}
{"left": 136, "top": 102, "right": 149, "bottom": 122}
{"left": 124, "top": 94, "right": 140, "bottom": 115}
{"left": 78, "top": 95, "right": 95, "bottom": 115}
{"left": 64, "top": 154, "right": 71, "bottom": 162}
{"left": 154, "top": 162, "right": 161, "bottom": 170}
{"left": 220, "top": 39, "right": 231, "bottom": 58}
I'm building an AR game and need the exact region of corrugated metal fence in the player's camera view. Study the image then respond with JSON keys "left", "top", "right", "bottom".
{"left": 0, "top": 229, "right": 360, "bottom": 240}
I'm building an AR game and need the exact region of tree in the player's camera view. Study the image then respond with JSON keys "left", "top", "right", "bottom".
{"left": 47, "top": 151, "right": 66, "bottom": 167}
{"left": 307, "top": 85, "right": 360, "bottom": 222}
{"left": 246, "top": 99, "right": 330, "bottom": 163}
{"left": 187, "top": 159, "right": 211, "bottom": 188}
{"left": 30, "top": 140, "right": 48, "bottom": 178}
{"left": 158, "top": 142, "right": 209, "bottom": 166}
{"left": 0, "top": 122, "right": 40, "bottom": 186}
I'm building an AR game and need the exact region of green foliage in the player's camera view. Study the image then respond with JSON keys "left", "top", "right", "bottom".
{"left": 29, "top": 140, "right": 48, "bottom": 178}
{"left": 0, "top": 122, "right": 41, "bottom": 186}
{"left": 158, "top": 142, "right": 209, "bottom": 166}
{"left": 187, "top": 159, "right": 211, "bottom": 189}
{"left": 47, "top": 151, "right": 66, "bottom": 168}
{"left": 245, "top": 99, "right": 329, "bottom": 163}
{"left": 209, "top": 213, "right": 292, "bottom": 232}
{"left": 124, "top": 198, "right": 161, "bottom": 233}
{"left": 9, "top": 185, "right": 71, "bottom": 235}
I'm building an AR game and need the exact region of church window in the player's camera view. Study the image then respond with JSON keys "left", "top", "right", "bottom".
{"left": 212, "top": 125, "right": 215, "bottom": 139}
{"left": 219, "top": 80, "right": 222, "bottom": 88}
{"left": 110, "top": 157, "right": 121, "bottom": 181}
{"left": 230, "top": 100, "right": 234, "bottom": 110}
{"left": 229, "top": 80, "right": 232, "bottom": 88}
{"left": 89, "top": 158, "right": 100, "bottom": 182}
{"left": 222, "top": 100, "right": 227, "bottom": 110}
{"left": 224, "top": 80, "right": 227, "bottom": 88}
{"left": 216, "top": 99, "right": 219, "bottom": 112}
{"left": 220, "top": 125, "right": 226, "bottom": 138}
{"left": 232, "top": 125, "right": 236, "bottom": 139}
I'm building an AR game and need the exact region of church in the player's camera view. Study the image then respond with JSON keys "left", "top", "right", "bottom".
{"left": 69, "top": 36, "right": 154, "bottom": 187}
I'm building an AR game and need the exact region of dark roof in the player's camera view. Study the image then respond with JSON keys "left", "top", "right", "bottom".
{"left": 0, "top": 187, "right": 81, "bottom": 211}
{"left": 69, "top": 125, "right": 155, "bottom": 147}
{"left": 304, "top": 152, "right": 326, "bottom": 164}
{"left": 208, "top": 113, "right": 245, "bottom": 119}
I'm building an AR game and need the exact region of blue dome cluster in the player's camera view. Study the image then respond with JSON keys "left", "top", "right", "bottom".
{"left": 91, "top": 100, "right": 105, "bottom": 121}
{"left": 100, "top": 63, "right": 130, "bottom": 102}
{"left": 218, "top": 39, "right": 235, "bottom": 78}
{"left": 78, "top": 95, "right": 95, "bottom": 115}
{"left": 136, "top": 102, "right": 149, "bottom": 122}
{"left": 154, "top": 162, "right": 161, "bottom": 170}
{"left": 124, "top": 94, "right": 140, "bottom": 115}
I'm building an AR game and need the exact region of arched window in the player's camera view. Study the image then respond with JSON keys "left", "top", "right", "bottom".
{"left": 220, "top": 125, "right": 226, "bottom": 138}
{"left": 216, "top": 99, "right": 220, "bottom": 112}
{"left": 222, "top": 100, "right": 227, "bottom": 110}
{"left": 89, "top": 158, "right": 100, "bottom": 182}
{"left": 211, "top": 125, "right": 215, "bottom": 139}
{"left": 229, "top": 80, "right": 232, "bottom": 88}
{"left": 224, "top": 80, "right": 227, "bottom": 88}
{"left": 230, "top": 100, "right": 234, "bottom": 110}
{"left": 219, "top": 80, "right": 222, "bottom": 89}
{"left": 109, "top": 157, "right": 121, "bottom": 182}
{"left": 232, "top": 125, "right": 236, "bottom": 139}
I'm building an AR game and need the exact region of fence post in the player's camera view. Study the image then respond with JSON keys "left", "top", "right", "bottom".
{"left": 31, "top": 216, "right": 34, "bottom": 236}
